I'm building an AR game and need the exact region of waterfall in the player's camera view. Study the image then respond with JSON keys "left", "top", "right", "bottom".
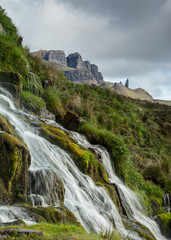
{"left": 0, "top": 88, "right": 167, "bottom": 239}
{"left": 163, "top": 194, "right": 171, "bottom": 213}
{"left": 68, "top": 131, "right": 167, "bottom": 240}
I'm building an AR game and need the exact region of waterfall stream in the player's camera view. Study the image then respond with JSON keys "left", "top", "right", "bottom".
{"left": 0, "top": 88, "right": 167, "bottom": 239}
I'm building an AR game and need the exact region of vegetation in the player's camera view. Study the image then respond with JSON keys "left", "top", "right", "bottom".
{"left": 0, "top": 223, "right": 126, "bottom": 240}
{"left": 0, "top": 5, "right": 171, "bottom": 239}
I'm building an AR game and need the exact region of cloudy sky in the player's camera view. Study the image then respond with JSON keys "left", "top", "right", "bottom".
{"left": 1, "top": 0, "right": 171, "bottom": 100}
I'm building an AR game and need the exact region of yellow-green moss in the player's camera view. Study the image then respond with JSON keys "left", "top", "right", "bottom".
{"left": 0, "top": 114, "right": 14, "bottom": 134}
{"left": 157, "top": 213, "right": 171, "bottom": 225}
{"left": 0, "top": 132, "right": 30, "bottom": 201}
{"left": 40, "top": 122, "right": 108, "bottom": 183}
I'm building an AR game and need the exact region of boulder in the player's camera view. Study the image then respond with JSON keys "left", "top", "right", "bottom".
{"left": 64, "top": 110, "right": 85, "bottom": 131}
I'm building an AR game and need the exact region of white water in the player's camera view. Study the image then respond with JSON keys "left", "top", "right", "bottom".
{"left": 0, "top": 89, "right": 126, "bottom": 236}
{"left": 0, "top": 88, "right": 167, "bottom": 239}
{"left": 0, "top": 206, "right": 34, "bottom": 225}
{"left": 69, "top": 131, "right": 167, "bottom": 240}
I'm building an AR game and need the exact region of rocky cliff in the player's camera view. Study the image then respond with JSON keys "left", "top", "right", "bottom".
{"left": 32, "top": 50, "right": 103, "bottom": 85}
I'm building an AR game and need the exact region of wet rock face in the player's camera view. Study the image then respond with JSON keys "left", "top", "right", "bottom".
{"left": 28, "top": 168, "right": 65, "bottom": 207}
{"left": 67, "top": 52, "right": 87, "bottom": 69}
{"left": 0, "top": 72, "right": 23, "bottom": 98}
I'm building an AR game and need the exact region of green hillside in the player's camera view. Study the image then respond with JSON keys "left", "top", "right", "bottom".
{"left": 0, "top": 6, "right": 171, "bottom": 239}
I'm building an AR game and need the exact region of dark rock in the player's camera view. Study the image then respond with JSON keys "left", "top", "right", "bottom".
{"left": 64, "top": 111, "right": 85, "bottom": 131}
{"left": 0, "top": 72, "right": 23, "bottom": 98}
{"left": 67, "top": 52, "right": 87, "bottom": 69}
{"left": 0, "top": 228, "right": 43, "bottom": 236}
{"left": 64, "top": 69, "right": 98, "bottom": 85}
{"left": 42, "top": 79, "right": 49, "bottom": 88}
{"left": 125, "top": 79, "right": 129, "bottom": 88}
{"left": 91, "top": 64, "right": 103, "bottom": 83}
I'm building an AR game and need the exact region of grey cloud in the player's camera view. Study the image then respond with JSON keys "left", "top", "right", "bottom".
{"left": 1, "top": 0, "right": 171, "bottom": 99}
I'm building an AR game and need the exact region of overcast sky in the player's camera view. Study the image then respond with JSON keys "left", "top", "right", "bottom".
{"left": 1, "top": 0, "right": 171, "bottom": 100}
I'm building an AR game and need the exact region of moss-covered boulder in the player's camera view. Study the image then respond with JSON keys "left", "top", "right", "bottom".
{"left": 0, "top": 72, "right": 23, "bottom": 98}
{"left": 0, "top": 131, "right": 31, "bottom": 203}
{"left": 157, "top": 213, "right": 171, "bottom": 238}
{"left": 22, "top": 204, "right": 79, "bottom": 226}
{"left": 0, "top": 114, "right": 14, "bottom": 134}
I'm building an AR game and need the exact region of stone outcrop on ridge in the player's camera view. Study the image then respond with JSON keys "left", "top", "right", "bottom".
{"left": 32, "top": 50, "right": 103, "bottom": 85}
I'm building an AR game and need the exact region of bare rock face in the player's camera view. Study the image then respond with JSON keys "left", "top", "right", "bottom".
{"left": 45, "top": 50, "right": 67, "bottom": 65}
{"left": 91, "top": 64, "right": 103, "bottom": 84}
{"left": 67, "top": 52, "right": 87, "bottom": 69}
{"left": 32, "top": 50, "right": 67, "bottom": 66}
{"left": 64, "top": 69, "right": 98, "bottom": 85}
{"left": 0, "top": 23, "right": 5, "bottom": 34}
{"left": 84, "top": 61, "right": 91, "bottom": 71}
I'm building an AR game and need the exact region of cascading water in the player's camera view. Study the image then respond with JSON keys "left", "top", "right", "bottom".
{"left": 163, "top": 194, "right": 171, "bottom": 213}
{"left": 0, "top": 87, "right": 167, "bottom": 239}
{"left": 67, "top": 131, "right": 167, "bottom": 240}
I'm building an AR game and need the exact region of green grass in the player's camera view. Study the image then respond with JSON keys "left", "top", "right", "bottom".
{"left": 0, "top": 223, "right": 126, "bottom": 240}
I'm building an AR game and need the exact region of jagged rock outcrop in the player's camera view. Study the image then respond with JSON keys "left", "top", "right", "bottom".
{"left": 67, "top": 52, "right": 87, "bottom": 70}
{"left": 32, "top": 50, "right": 103, "bottom": 85}
{"left": 84, "top": 61, "right": 91, "bottom": 72}
{"left": 90, "top": 64, "right": 103, "bottom": 84}
{"left": 32, "top": 50, "right": 67, "bottom": 66}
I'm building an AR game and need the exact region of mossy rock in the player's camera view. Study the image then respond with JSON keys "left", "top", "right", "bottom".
{"left": 157, "top": 213, "right": 171, "bottom": 238}
{"left": 39, "top": 122, "right": 108, "bottom": 183}
{"left": 0, "top": 114, "right": 14, "bottom": 135}
{"left": 63, "top": 110, "right": 85, "bottom": 131}
{"left": 0, "top": 132, "right": 31, "bottom": 202}
{"left": 123, "top": 217, "right": 157, "bottom": 240}
{"left": 23, "top": 205, "right": 61, "bottom": 224}
{"left": 0, "top": 71, "right": 23, "bottom": 98}
{"left": 20, "top": 90, "right": 46, "bottom": 115}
